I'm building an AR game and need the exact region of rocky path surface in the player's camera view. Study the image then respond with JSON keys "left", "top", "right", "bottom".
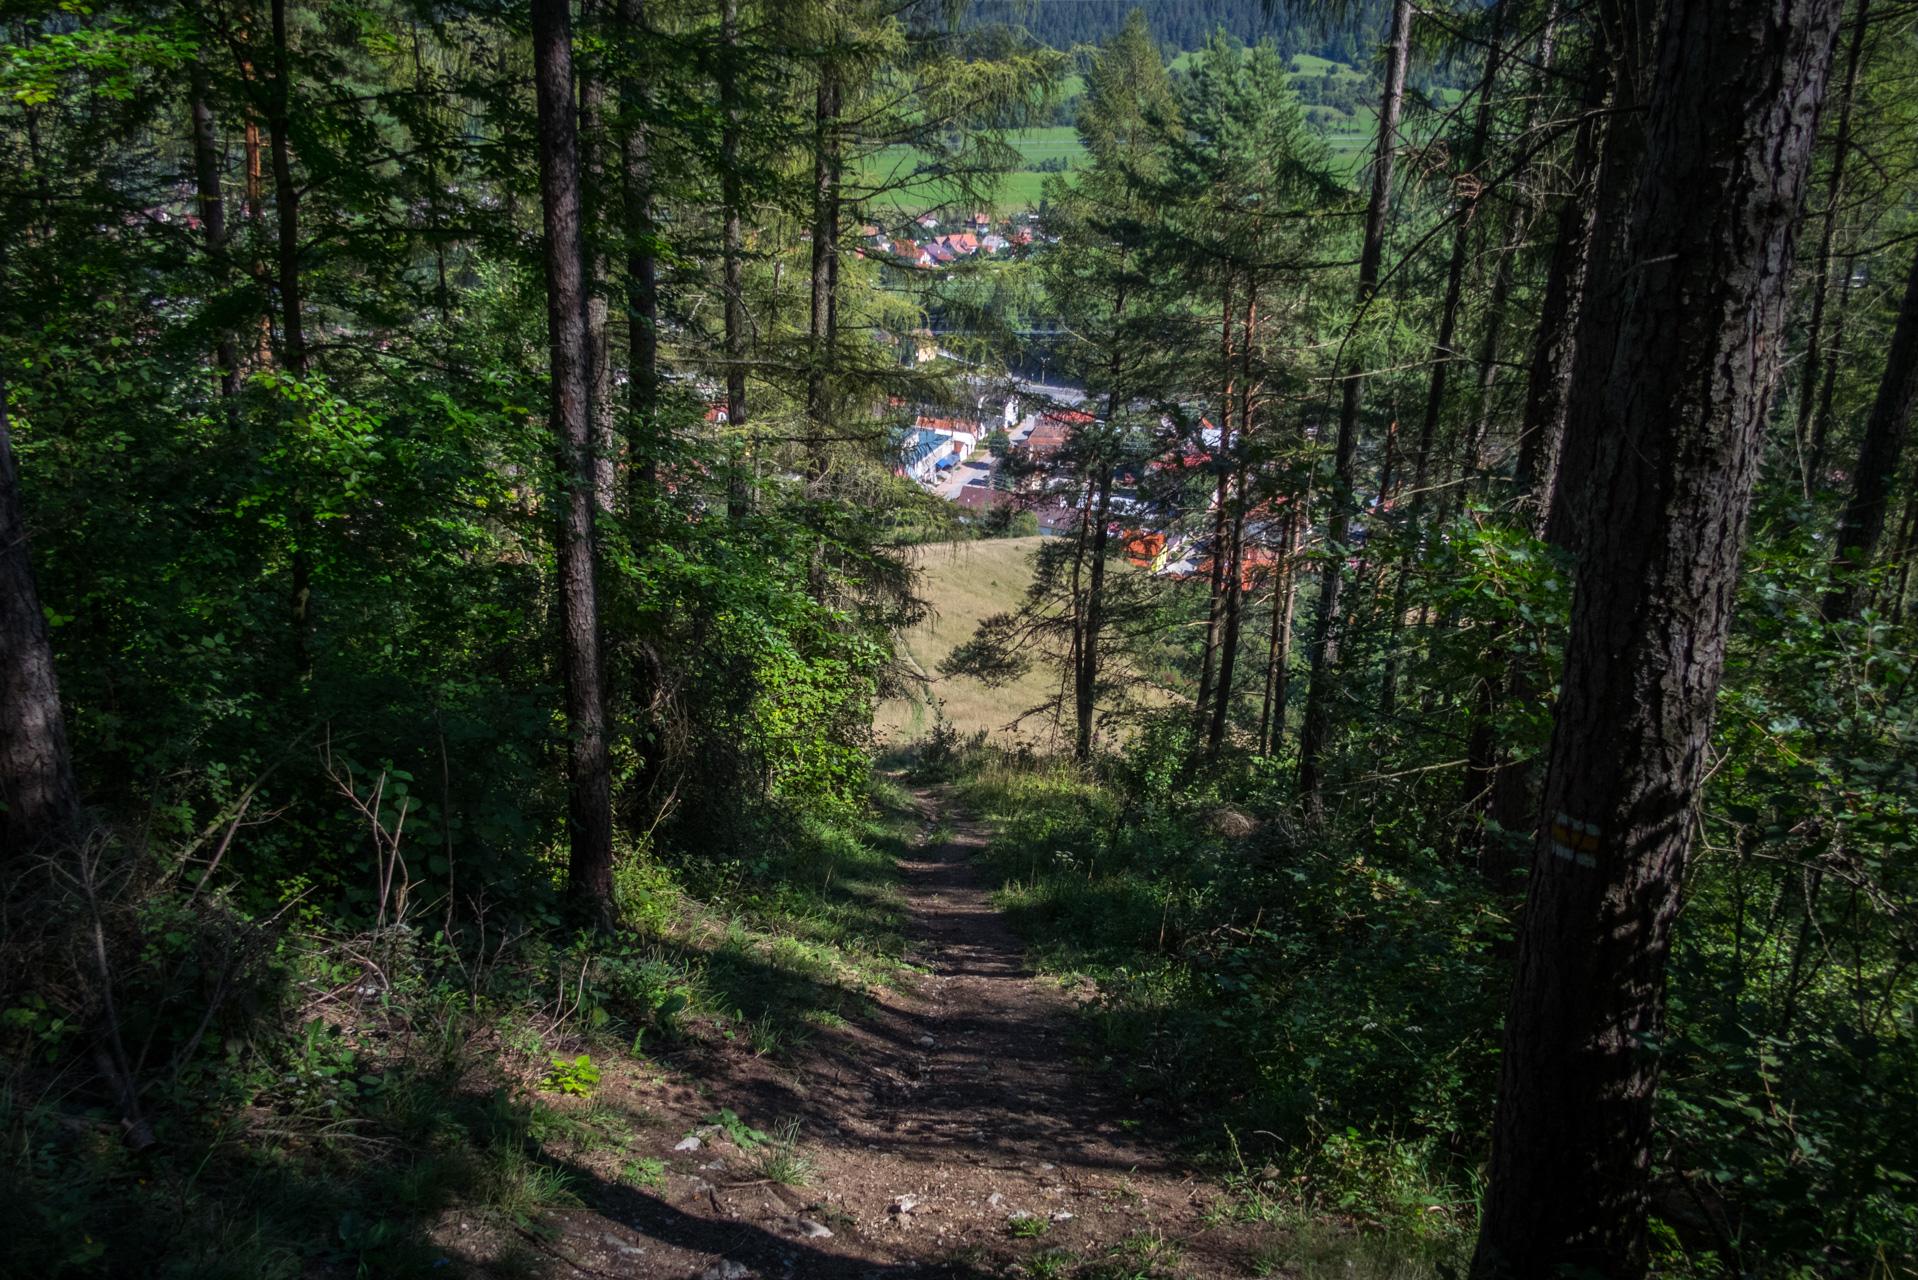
{"left": 470, "top": 787, "right": 1259, "bottom": 1279}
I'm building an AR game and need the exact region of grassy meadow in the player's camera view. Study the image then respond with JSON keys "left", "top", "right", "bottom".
{"left": 874, "top": 537, "right": 1073, "bottom": 747}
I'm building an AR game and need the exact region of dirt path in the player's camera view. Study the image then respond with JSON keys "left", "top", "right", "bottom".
{"left": 483, "top": 787, "right": 1258, "bottom": 1279}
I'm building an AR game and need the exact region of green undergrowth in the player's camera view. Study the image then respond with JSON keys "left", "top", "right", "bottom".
{"left": 941, "top": 714, "right": 1918, "bottom": 1277}
{"left": 0, "top": 776, "right": 920, "bottom": 1278}
{"left": 945, "top": 731, "right": 1496, "bottom": 1270}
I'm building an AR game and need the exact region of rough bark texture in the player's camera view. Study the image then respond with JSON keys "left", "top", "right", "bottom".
{"left": 1298, "top": 0, "right": 1411, "bottom": 807}
{"left": 1472, "top": 1, "right": 1842, "bottom": 1274}
{"left": 532, "top": 0, "right": 615, "bottom": 906}
{"left": 0, "top": 360, "right": 80, "bottom": 855}
{"left": 1822, "top": 240, "right": 1918, "bottom": 620}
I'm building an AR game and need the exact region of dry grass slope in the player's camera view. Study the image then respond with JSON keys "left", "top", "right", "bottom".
{"left": 875, "top": 537, "right": 1074, "bottom": 749}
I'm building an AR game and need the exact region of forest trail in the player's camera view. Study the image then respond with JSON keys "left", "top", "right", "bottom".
{"left": 481, "top": 786, "right": 1265, "bottom": 1279}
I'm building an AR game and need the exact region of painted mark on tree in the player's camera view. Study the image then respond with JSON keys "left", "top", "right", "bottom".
{"left": 1550, "top": 812, "right": 1601, "bottom": 868}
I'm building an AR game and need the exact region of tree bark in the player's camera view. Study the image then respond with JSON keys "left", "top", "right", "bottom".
{"left": 1472, "top": 2, "right": 1842, "bottom": 1274}
{"left": 1258, "top": 508, "right": 1300, "bottom": 758}
{"left": 1379, "top": 6, "right": 1501, "bottom": 716}
{"left": 189, "top": 55, "right": 242, "bottom": 397}
{"left": 263, "top": 0, "right": 318, "bottom": 675}
{"left": 1509, "top": 90, "right": 1600, "bottom": 528}
{"left": 807, "top": 59, "right": 841, "bottom": 485}
{"left": 619, "top": 0, "right": 658, "bottom": 489}
{"left": 1539, "top": 0, "right": 1658, "bottom": 551}
{"left": 1193, "top": 277, "right": 1235, "bottom": 727}
{"left": 580, "top": 0, "right": 616, "bottom": 513}
{"left": 1822, "top": 239, "right": 1918, "bottom": 620}
{"left": 532, "top": 0, "right": 615, "bottom": 907}
{"left": 1464, "top": 3, "right": 1559, "bottom": 474}
{"left": 0, "top": 355, "right": 80, "bottom": 855}
{"left": 1298, "top": 0, "right": 1412, "bottom": 809}
{"left": 1075, "top": 461, "right": 1112, "bottom": 761}
{"left": 720, "top": 0, "right": 749, "bottom": 518}
{"left": 1795, "top": 0, "right": 1871, "bottom": 497}
{"left": 1206, "top": 495, "right": 1247, "bottom": 752}
{"left": 1489, "top": 35, "right": 1618, "bottom": 851}
{"left": 266, "top": 0, "right": 303, "bottom": 374}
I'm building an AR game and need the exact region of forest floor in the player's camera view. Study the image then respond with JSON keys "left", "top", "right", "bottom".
{"left": 444, "top": 785, "right": 1269, "bottom": 1279}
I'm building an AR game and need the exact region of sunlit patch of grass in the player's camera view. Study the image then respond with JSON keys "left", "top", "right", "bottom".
{"left": 750, "top": 1120, "right": 816, "bottom": 1186}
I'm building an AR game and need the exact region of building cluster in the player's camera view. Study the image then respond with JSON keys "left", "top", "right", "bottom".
{"left": 897, "top": 397, "right": 1312, "bottom": 591}
{"left": 866, "top": 211, "right": 1034, "bottom": 268}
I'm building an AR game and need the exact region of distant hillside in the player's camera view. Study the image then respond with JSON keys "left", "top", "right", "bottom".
{"left": 965, "top": 0, "right": 1385, "bottom": 60}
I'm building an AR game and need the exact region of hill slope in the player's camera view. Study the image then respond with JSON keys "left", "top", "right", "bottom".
{"left": 876, "top": 537, "right": 1071, "bottom": 747}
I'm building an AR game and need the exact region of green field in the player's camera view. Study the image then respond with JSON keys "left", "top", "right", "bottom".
{"left": 856, "top": 51, "right": 1463, "bottom": 210}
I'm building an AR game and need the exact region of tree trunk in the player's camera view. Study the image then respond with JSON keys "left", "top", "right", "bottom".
{"left": 1298, "top": 0, "right": 1412, "bottom": 809}
{"left": 264, "top": 0, "right": 317, "bottom": 676}
{"left": 807, "top": 60, "right": 841, "bottom": 486}
{"left": 720, "top": 0, "right": 748, "bottom": 519}
{"left": 266, "top": 0, "right": 304, "bottom": 374}
{"left": 532, "top": 0, "right": 615, "bottom": 908}
{"left": 1821, "top": 239, "right": 1918, "bottom": 620}
{"left": 619, "top": 0, "right": 658, "bottom": 488}
{"left": 0, "top": 355, "right": 80, "bottom": 855}
{"left": 1885, "top": 490, "right": 1917, "bottom": 623}
{"left": 1075, "top": 462, "right": 1113, "bottom": 761}
{"left": 1539, "top": 0, "right": 1659, "bottom": 551}
{"left": 1193, "top": 277, "right": 1236, "bottom": 726}
{"left": 1207, "top": 496, "right": 1247, "bottom": 752}
{"left": 1509, "top": 87, "right": 1600, "bottom": 528}
{"left": 190, "top": 56, "right": 241, "bottom": 397}
{"left": 1794, "top": 0, "right": 1871, "bottom": 497}
{"left": 1464, "top": 3, "right": 1560, "bottom": 475}
{"left": 579, "top": 0, "right": 616, "bottom": 513}
{"left": 1809, "top": 247, "right": 1854, "bottom": 480}
{"left": 243, "top": 84, "right": 272, "bottom": 369}
{"left": 1472, "top": 2, "right": 1842, "bottom": 1274}
{"left": 1258, "top": 508, "right": 1300, "bottom": 757}
{"left": 1488, "top": 36, "right": 1618, "bottom": 850}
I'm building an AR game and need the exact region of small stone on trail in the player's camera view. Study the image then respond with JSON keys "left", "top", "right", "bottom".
{"left": 675, "top": 1136, "right": 703, "bottom": 1151}
{"left": 889, "top": 1195, "right": 920, "bottom": 1215}
{"left": 1050, "top": 1211, "right": 1074, "bottom": 1222}
{"left": 699, "top": 1262, "right": 749, "bottom": 1280}
{"left": 916, "top": 1036, "right": 935, "bottom": 1047}
{"left": 987, "top": 1192, "right": 1005, "bottom": 1207}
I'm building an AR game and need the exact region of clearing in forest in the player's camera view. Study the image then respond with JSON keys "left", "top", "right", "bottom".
{"left": 875, "top": 538, "right": 1066, "bottom": 747}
